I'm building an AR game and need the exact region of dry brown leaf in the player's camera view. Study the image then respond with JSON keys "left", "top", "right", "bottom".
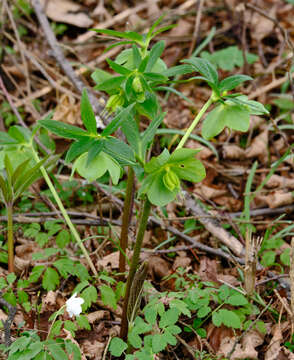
{"left": 265, "top": 323, "right": 288, "bottom": 360}
{"left": 258, "top": 191, "right": 293, "bottom": 208}
{"left": 96, "top": 251, "right": 120, "bottom": 270}
{"left": 81, "top": 339, "right": 105, "bottom": 360}
{"left": 194, "top": 184, "right": 227, "bottom": 200}
{"left": 148, "top": 256, "right": 171, "bottom": 281}
{"left": 198, "top": 257, "right": 218, "bottom": 283}
{"left": 265, "top": 175, "right": 294, "bottom": 189}
{"left": 15, "top": 241, "right": 42, "bottom": 261}
{"left": 246, "top": 130, "right": 268, "bottom": 161}
{"left": 222, "top": 144, "right": 245, "bottom": 160}
{"left": 41, "top": 291, "right": 57, "bottom": 313}
{"left": 87, "top": 310, "right": 108, "bottom": 324}
{"left": 172, "top": 251, "right": 191, "bottom": 270}
{"left": 39, "top": 0, "right": 93, "bottom": 27}
{"left": 53, "top": 94, "right": 80, "bottom": 125}
{"left": 0, "top": 309, "right": 7, "bottom": 322}
{"left": 14, "top": 256, "right": 30, "bottom": 274}
{"left": 250, "top": 5, "right": 276, "bottom": 41}
{"left": 218, "top": 329, "right": 264, "bottom": 359}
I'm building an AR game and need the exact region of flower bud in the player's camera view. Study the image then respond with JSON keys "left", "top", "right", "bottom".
{"left": 132, "top": 76, "right": 143, "bottom": 93}
{"left": 163, "top": 170, "right": 180, "bottom": 191}
{"left": 106, "top": 94, "right": 124, "bottom": 112}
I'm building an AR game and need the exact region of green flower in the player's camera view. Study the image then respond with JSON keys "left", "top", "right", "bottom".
{"left": 139, "top": 148, "right": 206, "bottom": 206}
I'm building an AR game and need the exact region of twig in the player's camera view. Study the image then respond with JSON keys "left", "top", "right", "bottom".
{"left": 0, "top": 292, "right": 17, "bottom": 347}
{"left": 31, "top": 0, "right": 105, "bottom": 126}
{"left": 185, "top": 194, "right": 244, "bottom": 257}
{"left": 188, "top": 0, "right": 205, "bottom": 57}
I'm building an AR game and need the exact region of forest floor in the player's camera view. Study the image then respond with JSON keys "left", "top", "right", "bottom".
{"left": 1, "top": 0, "right": 294, "bottom": 359}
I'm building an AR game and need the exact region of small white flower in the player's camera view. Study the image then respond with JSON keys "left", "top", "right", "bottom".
{"left": 66, "top": 293, "right": 84, "bottom": 318}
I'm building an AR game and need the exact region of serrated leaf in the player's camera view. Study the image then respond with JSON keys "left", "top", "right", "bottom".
{"left": 64, "top": 320, "right": 77, "bottom": 337}
{"left": 76, "top": 315, "right": 91, "bottom": 330}
{"left": 0, "top": 131, "right": 19, "bottom": 144}
{"left": 81, "top": 285, "right": 97, "bottom": 310}
{"left": 261, "top": 251, "right": 276, "bottom": 267}
{"left": 159, "top": 308, "right": 179, "bottom": 328}
{"left": 56, "top": 230, "right": 70, "bottom": 249}
{"left": 100, "top": 284, "right": 117, "bottom": 310}
{"left": 39, "top": 119, "right": 88, "bottom": 140}
{"left": 182, "top": 57, "right": 218, "bottom": 86}
{"left": 280, "top": 248, "right": 290, "bottom": 266}
{"left": 42, "top": 267, "right": 59, "bottom": 291}
{"left": 163, "top": 64, "right": 194, "bottom": 77}
{"left": 65, "top": 137, "right": 94, "bottom": 163}
{"left": 81, "top": 89, "right": 97, "bottom": 134}
{"left": 144, "top": 307, "right": 157, "bottom": 325}
{"left": 197, "top": 306, "right": 211, "bottom": 318}
{"left": 109, "top": 337, "right": 128, "bottom": 357}
{"left": 47, "top": 343, "right": 68, "bottom": 360}
{"left": 152, "top": 334, "right": 166, "bottom": 353}
{"left": 103, "top": 137, "right": 135, "bottom": 165}
{"left": 226, "top": 293, "right": 248, "bottom": 306}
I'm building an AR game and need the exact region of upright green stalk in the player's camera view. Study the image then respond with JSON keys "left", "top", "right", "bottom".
{"left": 120, "top": 198, "right": 151, "bottom": 341}
{"left": 176, "top": 94, "right": 214, "bottom": 150}
{"left": 119, "top": 166, "right": 135, "bottom": 274}
{"left": 7, "top": 203, "right": 14, "bottom": 273}
{"left": 31, "top": 149, "right": 98, "bottom": 277}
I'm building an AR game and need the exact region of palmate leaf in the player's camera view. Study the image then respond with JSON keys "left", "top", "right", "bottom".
{"left": 8, "top": 125, "right": 31, "bottom": 144}
{"left": 145, "top": 40, "right": 165, "bottom": 72}
{"left": 65, "top": 137, "right": 95, "bottom": 163}
{"left": 106, "top": 59, "right": 132, "bottom": 76}
{"left": 94, "top": 76, "right": 125, "bottom": 92}
{"left": 218, "top": 74, "right": 252, "bottom": 92}
{"left": 101, "top": 103, "right": 135, "bottom": 137}
{"left": 0, "top": 131, "right": 18, "bottom": 144}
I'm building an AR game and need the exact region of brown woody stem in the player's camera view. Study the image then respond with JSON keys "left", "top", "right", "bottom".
{"left": 120, "top": 198, "right": 151, "bottom": 341}
{"left": 119, "top": 166, "right": 135, "bottom": 274}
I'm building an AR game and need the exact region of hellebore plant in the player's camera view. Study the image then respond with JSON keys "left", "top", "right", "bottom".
{"left": 0, "top": 17, "right": 269, "bottom": 350}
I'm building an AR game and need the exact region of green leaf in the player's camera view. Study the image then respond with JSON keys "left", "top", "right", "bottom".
{"left": 213, "top": 309, "right": 242, "bottom": 329}
{"left": 76, "top": 315, "right": 91, "bottom": 330}
{"left": 39, "top": 119, "right": 88, "bottom": 140}
{"left": 47, "top": 342, "right": 68, "bottom": 360}
{"left": 145, "top": 148, "right": 170, "bottom": 173}
{"left": 53, "top": 258, "right": 75, "bottom": 277}
{"left": 144, "top": 307, "right": 157, "bottom": 325}
{"left": 261, "top": 251, "right": 276, "bottom": 267}
{"left": 280, "top": 248, "right": 290, "bottom": 266}
{"left": 226, "top": 293, "right": 248, "bottom": 306}
{"left": 103, "top": 137, "right": 135, "bottom": 165}
{"left": 64, "top": 320, "right": 77, "bottom": 337}
{"left": 197, "top": 306, "right": 211, "bottom": 318}
{"left": 0, "top": 131, "right": 19, "bottom": 144}
{"left": 152, "top": 334, "right": 166, "bottom": 353}
{"left": 100, "top": 284, "right": 117, "bottom": 310}
{"left": 29, "top": 265, "right": 45, "bottom": 282}
{"left": 182, "top": 57, "right": 218, "bottom": 86}
{"left": 56, "top": 229, "right": 70, "bottom": 249}
{"left": 141, "top": 112, "right": 165, "bottom": 156}
{"left": 121, "top": 116, "right": 141, "bottom": 156}
{"left": 86, "top": 140, "right": 104, "bottom": 166}
{"left": 94, "top": 75, "right": 125, "bottom": 92}
{"left": 8, "top": 126, "right": 31, "bottom": 144}
{"left": 202, "top": 103, "right": 250, "bottom": 140}
{"left": 101, "top": 104, "right": 135, "bottom": 136}
{"left": 42, "top": 267, "right": 59, "bottom": 291}
{"left": 81, "top": 285, "right": 97, "bottom": 310}
{"left": 7, "top": 272, "right": 16, "bottom": 284}
{"left": 226, "top": 96, "right": 269, "bottom": 115}
{"left": 91, "top": 28, "right": 143, "bottom": 43}
{"left": 73, "top": 151, "right": 121, "bottom": 184}
{"left": 163, "top": 64, "right": 194, "bottom": 77}
{"left": 159, "top": 308, "right": 179, "bottom": 328}
{"left": 146, "top": 41, "right": 165, "bottom": 72}
{"left": 65, "top": 138, "right": 94, "bottom": 163}
{"left": 132, "top": 45, "right": 142, "bottom": 68}
{"left": 91, "top": 68, "right": 112, "bottom": 84}
{"left": 218, "top": 74, "right": 252, "bottom": 92}
{"left": 81, "top": 89, "right": 97, "bottom": 134}
{"left": 107, "top": 59, "right": 132, "bottom": 76}
{"left": 109, "top": 337, "right": 128, "bottom": 357}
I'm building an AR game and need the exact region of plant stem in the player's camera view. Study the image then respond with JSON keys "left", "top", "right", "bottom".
{"left": 119, "top": 166, "right": 135, "bottom": 275}
{"left": 120, "top": 198, "right": 152, "bottom": 341}
{"left": 46, "top": 305, "right": 65, "bottom": 340}
{"left": 7, "top": 204, "right": 14, "bottom": 273}
{"left": 31, "top": 149, "right": 98, "bottom": 277}
{"left": 176, "top": 94, "right": 214, "bottom": 150}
